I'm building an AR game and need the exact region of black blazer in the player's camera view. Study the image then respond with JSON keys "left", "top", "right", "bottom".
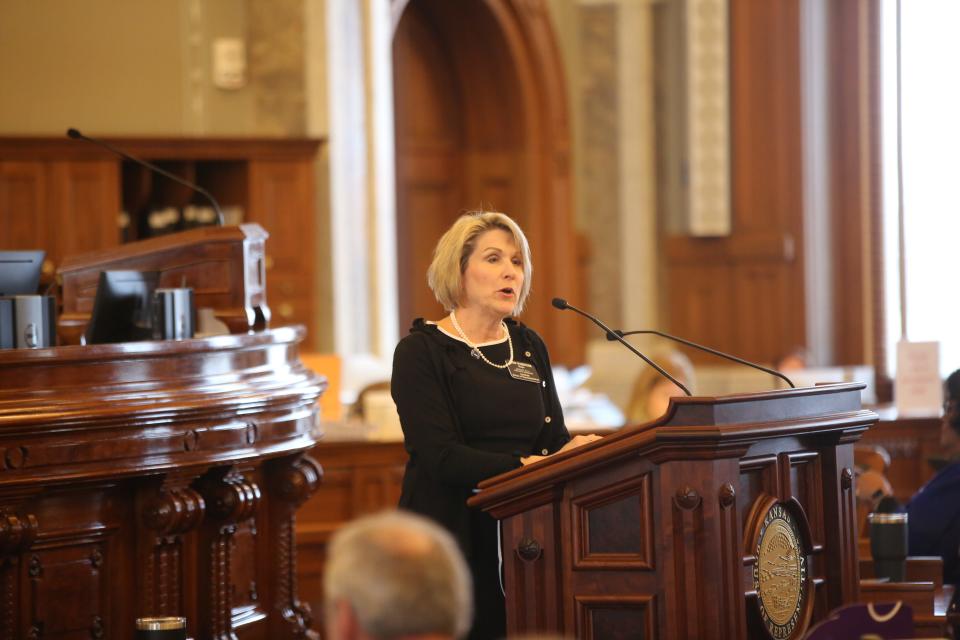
{"left": 391, "top": 318, "right": 570, "bottom": 553}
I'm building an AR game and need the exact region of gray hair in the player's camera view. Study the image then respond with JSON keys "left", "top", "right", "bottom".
{"left": 324, "top": 510, "right": 473, "bottom": 639}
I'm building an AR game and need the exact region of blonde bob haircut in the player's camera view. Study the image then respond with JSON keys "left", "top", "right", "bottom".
{"left": 427, "top": 211, "right": 533, "bottom": 315}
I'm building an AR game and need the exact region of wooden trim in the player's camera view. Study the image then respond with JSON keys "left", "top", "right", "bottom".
{"left": 827, "top": 0, "right": 884, "bottom": 368}
{"left": 0, "top": 137, "right": 323, "bottom": 161}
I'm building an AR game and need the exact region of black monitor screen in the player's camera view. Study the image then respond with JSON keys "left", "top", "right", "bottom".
{"left": 0, "top": 250, "right": 45, "bottom": 296}
{"left": 85, "top": 270, "right": 160, "bottom": 344}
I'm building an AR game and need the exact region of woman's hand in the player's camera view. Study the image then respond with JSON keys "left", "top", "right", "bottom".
{"left": 558, "top": 433, "right": 603, "bottom": 453}
{"left": 521, "top": 434, "right": 603, "bottom": 465}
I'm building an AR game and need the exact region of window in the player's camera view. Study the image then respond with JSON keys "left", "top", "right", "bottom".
{"left": 881, "top": 0, "right": 960, "bottom": 377}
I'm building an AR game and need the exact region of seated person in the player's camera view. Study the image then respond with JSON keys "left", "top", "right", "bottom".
{"left": 625, "top": 350, "right": 695, "bottom": 424}
{"left": 324, "top": 510, "right": 472, "bottom": 640}
{"left": 774, "top": 346, "right": 810, "bottom": 372}
{"left": 905, "top": 368, "right": 960, "bottom": 585}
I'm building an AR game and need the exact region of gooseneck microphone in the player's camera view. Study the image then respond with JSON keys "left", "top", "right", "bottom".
{"left": 610, "top": 328, "right": 795, "bottom": 389}
{"left": 551, "top": 297, "right": 691, "bottom": 396}
{"left": 66, "top": 127, "right": 225, "bottom": 226}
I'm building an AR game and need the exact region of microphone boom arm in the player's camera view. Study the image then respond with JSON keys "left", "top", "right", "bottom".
{"left": 613, "top": 329, "right": 795, "bottom": 389}
{"left": 66, "top": 128, "right": 225, "bottom": 226}
{"left": 555, "top": 300, "right": 691, "bottom": 396}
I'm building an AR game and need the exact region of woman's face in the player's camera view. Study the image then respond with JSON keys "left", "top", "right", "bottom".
{"left": 460, "top": 228, "right": 524, "bottom": 318}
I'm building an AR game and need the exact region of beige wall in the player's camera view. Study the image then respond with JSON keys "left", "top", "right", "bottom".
{"left": 0, "top": 0, "right": 313, "bottom": 137}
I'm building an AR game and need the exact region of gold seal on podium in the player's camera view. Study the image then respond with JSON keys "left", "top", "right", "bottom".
{"left": 753, "top": 503, "right": 807, "bottom": 639}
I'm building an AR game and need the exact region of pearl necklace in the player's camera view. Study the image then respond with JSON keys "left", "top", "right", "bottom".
{"left": 449, "top": 311, "right": 514, "bottom": 369}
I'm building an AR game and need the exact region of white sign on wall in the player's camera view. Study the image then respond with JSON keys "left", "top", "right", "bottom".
{"left": 895, "top": 340, "right": 942, "bottom": 416}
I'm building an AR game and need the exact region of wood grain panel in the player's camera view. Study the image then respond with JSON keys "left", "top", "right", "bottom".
{"left": 732, "top": 264, "right": 794, "bottom": 362}
{"left": 47, "top": 160, "right": 120, "bottom": 261}
{"left": 502, "top": 501, "right": 564, "bottom": 634}
{"left": 295, "top": 441, "right": 408, "bottom": 629}
{"left": 572, "top": 473, "right": 653, "bottom": 568}
{"left": 666, "top": 263, "right": 736, "bottom": 354}
{"left": 0, "top": 162, "right": 48, "bottom": 251}
{"left": 575, "top": 595, "right": 656, "bottom": 640}
{"left": 661, "top": 0, "right": 806, "bottom": 364}
{"left": 827, "top": 0, "right": 884, "bottom": 366}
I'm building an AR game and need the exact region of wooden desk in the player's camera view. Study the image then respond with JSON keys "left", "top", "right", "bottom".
{"left": 860, "top": 556, "right": 953, "bottom": 637}
{"left": 859, "top": 406, "right": 941, "bottom": 502}
{"left": 296, "top": 437, "right": 408, "bottom": 623}
{"left": 0, "top": 327, "right": 323, "bottom": 639}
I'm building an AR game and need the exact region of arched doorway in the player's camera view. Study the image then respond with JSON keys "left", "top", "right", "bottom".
{"left": 392, "top": 0, "right": 584, "bottom": 364}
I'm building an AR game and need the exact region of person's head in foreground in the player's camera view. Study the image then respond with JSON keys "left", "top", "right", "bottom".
{"left": 324, "top": 510, "right": 473, "bottom": 640}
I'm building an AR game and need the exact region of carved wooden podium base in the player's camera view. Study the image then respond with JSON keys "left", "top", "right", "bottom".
{"left": 0, "top": 328, "right": 322, "bottom": 640}
{"left": 472, "top": 384, "right": 877, "bottom": 640}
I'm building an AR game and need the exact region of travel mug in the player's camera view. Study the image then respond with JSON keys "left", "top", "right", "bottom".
{"left": 868, "top": 512, "right": 908, "bottom": 582}
{"left": 152, "top": 288, "right": 195, "bottom": 340}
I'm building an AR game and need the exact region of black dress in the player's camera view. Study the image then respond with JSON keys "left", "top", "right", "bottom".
{"left": 391, "top": 319, "right": 570, "bottom": 640}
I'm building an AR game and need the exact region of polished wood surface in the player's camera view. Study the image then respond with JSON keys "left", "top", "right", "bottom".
{"left": 57, "top": 223, "right": 270, "bottom": 345}
{"left": 859, "top": 555, "right": 952, "bottom": 638}
{"left": 392, "top": 0, "right": 585, "bottom": 365}
{"left": 0, "top": 136, "right": 321, "bottom": 349}
{"left": 0, "top": 327, "right": 323, "bottom": 639}
{"left": 471, "top": 384, "right": 876, "bottom": 639}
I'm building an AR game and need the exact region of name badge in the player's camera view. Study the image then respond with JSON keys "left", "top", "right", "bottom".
{"left": 507, "top": 361, "right": 541, "bottom": 383}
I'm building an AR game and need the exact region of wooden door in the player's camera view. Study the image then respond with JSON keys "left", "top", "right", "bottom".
{"left": 393, "top": 2, "right": 465, "bottom": 328}
{"left": 392, "top": 0, "right": 584, "bottom": 363}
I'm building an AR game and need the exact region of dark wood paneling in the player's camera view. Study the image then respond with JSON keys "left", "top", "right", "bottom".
{"left": 0, "top": 328, "right": 323, "bottom": 640}
{"left": 295, "top": 441, "right": 408, "bottom": 627}
{"left": 827, "top": 1, "right": 885, "bottom": 369}
{"left": 471, "top": 383, "right": 875, "bottom": 639}
{"left": 662, "top": 1, "right": 806, "bottom": 364}
{"left": 0, "top": 137, "right": 321, "bottom": 350}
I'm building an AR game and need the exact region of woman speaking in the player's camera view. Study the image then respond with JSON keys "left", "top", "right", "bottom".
{"left": 391, "top": 211, "right": 599, "bottom": 639}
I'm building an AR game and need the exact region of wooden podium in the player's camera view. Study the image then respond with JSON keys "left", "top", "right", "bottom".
{"left": 0, "top": 328, "right": 323, "bottom": 639}
{"left": 470, "top": 384, "right": 877, "bottom": 640}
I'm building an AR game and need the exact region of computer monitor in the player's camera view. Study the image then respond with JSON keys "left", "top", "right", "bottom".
{"left": 85, "top": 270, "right": 160, "bottom": 344}
{"left": 0, "top": 250, "right": 45, "bottom": 296}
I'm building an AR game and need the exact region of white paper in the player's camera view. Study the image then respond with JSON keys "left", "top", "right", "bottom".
{"left": 895, "top": 340, "right": 942, "bottom": 416}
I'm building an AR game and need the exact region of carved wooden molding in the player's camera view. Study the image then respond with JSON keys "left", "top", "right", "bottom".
{"left": 574, "top": 595, "right": 657, "bottom": 640}
{"left": 670, "top": 486, "right": 706, "bottom": 637}
{"left": 203, "top": 470, "right": 261, "bottom": 524}
{"left": 274, "top": 456, "right": 322, "bottom": 509}
{"left": 137, "top": 470, "right": 207, "bottom": 619}
{"left": 267, "top": 455, "right": 322, "bottom": 638}
{"left": 142, "top": 487, "right": 206, "bottom": 536}
{"left": 717, "top": 483, "right": 746, "bottom": 637}
{"left": 571, "top": 473, "right": 654, "bottom": 570}
{"left": 0, "top": 509, "right": 38, "bottom": 556}
{"left": 195, "top": 467, "right": 263, "bottom": 640}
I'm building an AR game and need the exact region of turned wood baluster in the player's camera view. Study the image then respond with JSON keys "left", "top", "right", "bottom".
{"left": 137, "top": 471, "right": 206, "bottom": 621}
{"left": 196, "top": 467, "right": 261, "bottom": 640}
{"left": 0, "top": 503, "right": 38, "bottom": 637}
{"left": 267, "top": 454, "right": 322, "bottom": 639}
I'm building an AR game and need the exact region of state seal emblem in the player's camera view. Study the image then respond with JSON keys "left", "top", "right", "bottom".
{"left": 753, "top": 503, "right": 807, "bottom": 639}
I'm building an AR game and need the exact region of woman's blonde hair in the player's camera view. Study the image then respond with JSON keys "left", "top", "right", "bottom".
{"left": 427, "top": 211, "right": 533, "bottom": 314}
